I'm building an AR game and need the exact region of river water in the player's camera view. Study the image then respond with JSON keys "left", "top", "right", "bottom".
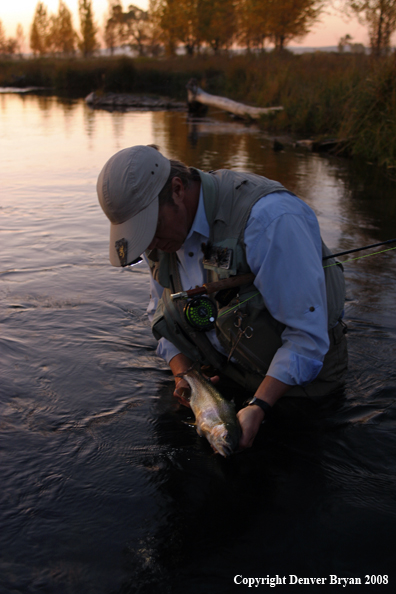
{"left": 1, "top": 92, "right": 396, "bottom": 594}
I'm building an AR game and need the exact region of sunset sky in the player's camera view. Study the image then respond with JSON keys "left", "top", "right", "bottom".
{"left": 2, "top": 0, "right": 370, "bottom": 50}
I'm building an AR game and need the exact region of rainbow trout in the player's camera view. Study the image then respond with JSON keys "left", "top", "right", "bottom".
{"left": 182, "top": 369, "right": 241, "bottom": 457}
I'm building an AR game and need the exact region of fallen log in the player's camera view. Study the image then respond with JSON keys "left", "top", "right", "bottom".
{"left": 186, "top": 78, "right": 283, "bottom": 120}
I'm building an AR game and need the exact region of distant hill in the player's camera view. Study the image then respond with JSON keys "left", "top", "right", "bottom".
{"left": 289, "top": 46, "right": 339, "bottom": 53}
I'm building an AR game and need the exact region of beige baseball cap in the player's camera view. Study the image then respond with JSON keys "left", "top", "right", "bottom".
{"left": 97, "top": 145, "right": 171, "bottom": 266}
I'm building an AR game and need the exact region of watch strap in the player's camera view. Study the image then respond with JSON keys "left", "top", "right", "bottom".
{"left": 248, "top": 397, "right": 272, "bottom": 417}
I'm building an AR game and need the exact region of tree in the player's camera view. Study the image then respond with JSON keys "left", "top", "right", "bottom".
{"left": 150, "top": 0, "right": 186, "bottom": 54}
{"left": 0, "top": 20, "right": 5, "bottom": 49}
{"left": 0, "top": 22, "right": 7, "bottom": 57}
{"left": 0, "top": 22, "right": 24, "bottom": 57}
{"left": 122, "top": 5, "right": 152, "bottom": 56}
{"left": 267, "top": 0, "right": 323, "bottom": 50}
{"left": 152, "top": 0, "right": 236, "bottom": 55}
{"left": 338, "top": 32, "right": 353, "bottom": 50}
{"left": 0, "top": 20, "right": 5, "bottom": 48}
{"left": 236, "top": 0, "right": 270, "bottom": 51}
{"left": 78, "top": 0, "right": 99, "bottom": 56}
{"left": 104, "top": 1, "right": 155, "bottom": 56}
{"left": 177, "top": 0, "right": 203, "bottom": 55}
{"left": 338, "top": 33, "right": 366, "bottom": 52}
{"left": 199, "top": 0, "right": 237, "bottom": 52}
{"left": 104, "top": 0, "right": 121, "bottom": 54}
{"left": 30, "top": 2, "right": 50, "bottom": 56}
{"left": 49, "top": 0, "right": 77, "bottom": 55}
{"left": 30, "top": 0, "right": 76, "bottom": 56}
{"left": 15, "top": 24, "right": 25, "bottom": 56}
{"left": 347, "top": 0, "right": 396, "bottom": 55}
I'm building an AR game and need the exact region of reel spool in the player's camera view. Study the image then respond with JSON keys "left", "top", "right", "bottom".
{"left": 184, "top": 296, "right": 217, "bottom": 331}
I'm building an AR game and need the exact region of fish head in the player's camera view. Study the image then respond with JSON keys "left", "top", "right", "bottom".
{"left": 206, "top": 422, "right": 240, "bottom": 457}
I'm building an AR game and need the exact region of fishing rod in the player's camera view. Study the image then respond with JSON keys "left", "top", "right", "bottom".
{"left": 171, "top": 237, "right": 396, "bottom": 302}
{"left": 171, "top": 273, "right": 255, "bottom": 301}
{"left": 170, "top": 237, "right": 396, "bottom": 330}
{"left": 322, "top": 237, "right": 396, "bottom": 260}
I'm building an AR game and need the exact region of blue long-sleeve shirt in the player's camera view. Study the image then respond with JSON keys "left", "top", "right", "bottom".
{"left": 146, "top": 187, "right": 330, "bottom": 386}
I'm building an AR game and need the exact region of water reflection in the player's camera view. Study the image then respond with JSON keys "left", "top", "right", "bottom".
{"left": 1, "top": 93, "right": 396, "bottom": 593}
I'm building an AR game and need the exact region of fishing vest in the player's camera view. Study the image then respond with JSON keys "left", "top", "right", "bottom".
{"left": 148, "top": 169, "right": 346, "bottom": 395}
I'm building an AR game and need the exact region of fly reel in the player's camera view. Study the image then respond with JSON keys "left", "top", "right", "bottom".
{"left": 183, "top": 296, "right": 217, "bottom": 331}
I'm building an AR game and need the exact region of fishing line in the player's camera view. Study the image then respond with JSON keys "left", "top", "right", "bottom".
{"left": 218, "top": 292, "right": 260, "bottom": 318}
{"left": 323, "top": 237, "right": 396, "bottom": 260}
{"left": 324, "top": 245, "right": 396, "bottom": 268}
{"left": 219, "top": 245, "right": 396, "bottom": 318}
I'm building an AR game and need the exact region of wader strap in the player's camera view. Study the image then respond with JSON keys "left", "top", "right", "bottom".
{"left": 321, "top": 240, "right": 346, "bottom": 329}
{"left": 197, "top": 170, "right": 218, "bottom": 229}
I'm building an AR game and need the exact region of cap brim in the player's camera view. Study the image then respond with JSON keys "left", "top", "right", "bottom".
{"left": 109, "top": 198, "right": 159, "bottom": 266}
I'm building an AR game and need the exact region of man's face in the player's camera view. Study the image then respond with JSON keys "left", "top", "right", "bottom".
{"left": 147, "top": 200, "right": 190, "bottom": 253}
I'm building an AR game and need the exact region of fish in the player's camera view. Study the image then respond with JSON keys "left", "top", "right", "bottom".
{"left": 181, "top": 368, "right": 241, "bottom": 457}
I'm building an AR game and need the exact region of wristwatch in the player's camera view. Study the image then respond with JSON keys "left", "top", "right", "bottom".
{"left": 247, "top": 397, "right": 272, "bottom": 417}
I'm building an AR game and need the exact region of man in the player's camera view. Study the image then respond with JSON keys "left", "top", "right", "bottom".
{"left": 97, "top": 144, "right": 347, "bottom": 450}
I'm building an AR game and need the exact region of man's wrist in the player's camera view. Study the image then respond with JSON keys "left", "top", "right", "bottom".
{"left": 247, "top": 396, "right": 273, "bottom": 418}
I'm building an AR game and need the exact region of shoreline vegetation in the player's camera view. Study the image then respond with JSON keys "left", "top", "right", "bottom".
{"left": 1, "top": 52, "right": 396, "bottom": 171}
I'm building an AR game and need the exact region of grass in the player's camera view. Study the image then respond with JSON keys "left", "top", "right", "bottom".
{"left": 1, "top": 52, "right": 396, "bottom": 168}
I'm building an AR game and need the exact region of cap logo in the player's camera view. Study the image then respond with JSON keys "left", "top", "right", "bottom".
{"left": 115, "top": 238, "right": 128, "bottom": 266}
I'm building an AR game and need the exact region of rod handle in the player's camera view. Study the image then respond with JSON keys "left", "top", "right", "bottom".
{"left": 170, "top": 273, "right": 255, "bottom": 301}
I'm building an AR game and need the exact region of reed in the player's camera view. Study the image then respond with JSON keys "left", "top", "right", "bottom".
{"left": 338, "top": 57, "right": 396, "bottom": 168}
{"left": 1, "top": 53, "right": 395, "bottom": 168}
{"left": 0, "top": 56, "right": 137, "bottom": 95}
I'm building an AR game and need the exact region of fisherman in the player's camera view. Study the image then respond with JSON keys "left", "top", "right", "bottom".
{"left": 97, "top": 144, "right": 347, "bottom": 450}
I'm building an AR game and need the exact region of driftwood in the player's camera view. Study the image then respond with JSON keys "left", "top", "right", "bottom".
{"left": 0, "top": 86, "right": 49, "bottom": 94}
{"left": 295, "top": 138, "right": 351, "bottom": 155}
{"left": 186, "top": 78, "right": 283, "bottom": 120}
{"left": 85, "top": 92, "right": 185, "bottom": 111}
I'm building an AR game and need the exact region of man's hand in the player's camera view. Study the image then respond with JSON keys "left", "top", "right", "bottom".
{"left": 237, "top": 375, "right": 291, "bottom": 450}
{"left": 173, "top": 376, "right": 191, "bottom": 407}
{"left": 169, "top": 353, "right": 220, "bottom": 408}
{"left": 237, "top": 405, "right": 265, "bottom": 449}
{"left": 169, "top": 353, "right": 194, "bottom": 407}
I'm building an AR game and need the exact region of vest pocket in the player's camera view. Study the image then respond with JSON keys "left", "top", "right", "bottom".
{"left": 216, "top": 306, "right": 284, "bottom": 375}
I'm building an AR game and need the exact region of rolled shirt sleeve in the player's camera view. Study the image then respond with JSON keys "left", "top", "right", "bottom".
{"left": 245, "top": 192, "right": 330, "bottom": 386}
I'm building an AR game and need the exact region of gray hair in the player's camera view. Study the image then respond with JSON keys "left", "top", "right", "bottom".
{"left": 148, "top": 145, "right": 200, "bottom": 205}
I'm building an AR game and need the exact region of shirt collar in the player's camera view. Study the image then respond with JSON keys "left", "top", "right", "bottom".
{"left": 185, "top": 186, "right": 209, "bottom": 241}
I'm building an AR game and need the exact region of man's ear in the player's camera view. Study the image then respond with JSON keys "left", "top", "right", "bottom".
{"left": 171, "top": 177, "right": 185, "bottom": 205}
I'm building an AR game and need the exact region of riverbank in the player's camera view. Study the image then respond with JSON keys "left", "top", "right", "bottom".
{"left": 1, "top": 53, "right": 395, "bottom": 169}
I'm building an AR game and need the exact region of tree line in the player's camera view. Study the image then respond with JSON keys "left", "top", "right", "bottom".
{"left": 29, "top": 0, "right": 98, "bottom": 57}
{"left": 0, "top": 0, "right": 395, "bottom": 59}
{"left": 0, "top": 21, "right": 24, "bottom": 56}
